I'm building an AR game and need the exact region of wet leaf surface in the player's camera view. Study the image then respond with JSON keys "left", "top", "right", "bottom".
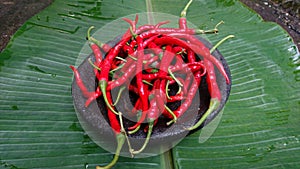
{"left": 0, "top": 0, "right": 299, "bottom": 168}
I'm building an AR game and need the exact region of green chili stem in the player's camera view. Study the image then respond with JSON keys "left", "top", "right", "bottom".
{"left": 113, "top": 87, "right": 126, "bottom": 106}
{"left": 168, "top": 68, "right": 183, "bottom": 87}
{"left": 195, "top": 20, "right": 224, "bottom": 34}
{"left": 131, "top": 121, "right": 154, "bottom": 155}
{"left": 129, "top": 26, "right": 137, "bottom": 38}
{"left": 128, "top": 55, "right": 137, "bottom": 61}
{"left": 118, "top": 112, "right": 134, "bottom": 158}
{"left": 99, "top": 81, "right": 119, "bottom": 115}
{"left": 142, "top": 80, "right": 153, "bottom": 86}
{"left": 128, "top": 125, "right": 141, "bottom": 135}
{"left": 210, "top": 35, "right": 235, "bottom": 53}
{"left": 115, "top": 56, "right": 127, "bottom": 62}
{"left": 128, "top": 111, "right": 142, "bottom": 135}
{"left": 89, "top": 37, "right": 100, "bottom": 47}
{"left": 110, "top": 63, "right": 125, "bottom": 73}
{"left": 88, "top": 58, "right": 101, "bottom": 71}
{"left": 185, "top": 98, "right": 220, "bottom": 131}
{"left": 165, "top": 105, "right": 177, "bottom": 125}
{"left": 176, "top": 85, "right": 182, "bottom": 95}
{"left": 96, "top": 133, "right": 125, "bottom": 169}
{"left": 87, "top": 26, "right": 95, "bottom": 41}
{"left": 180, "top": 0, "right": 193, "bottom": 17}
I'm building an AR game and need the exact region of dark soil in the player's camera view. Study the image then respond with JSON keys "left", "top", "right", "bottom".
{"left": 0, "top": 0, "right": 53, "bottom": 52}
{"left": 0, "top": 0, "right": 299, "bottom": 52}
{"left": 240, "top": 0, "right": 300, "bottom": 50}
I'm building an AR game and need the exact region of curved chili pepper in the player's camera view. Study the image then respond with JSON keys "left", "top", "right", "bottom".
{"left": 98, "top": 36, "right": 131, "bottom": 115}
{"left": 170, "top": 72, "right": 201, "bottom": 121}
{"left": 185, "top": 35, "right": 234, "bottom": 130}
{"left": 128, "top": 36, "right": 149, "bottom": 131}
{"left": 153, "top": 35, "right": 230, "bottom": 84}
{"left": 185, "top": 59, "right": 220, "bottom": 130}
{"left": 87, "top": 26, "right": 111, "bottom": 53}
{"left": 179, "top": 0, "right": 193, "bottom": 29}
{"left": 131, "top": 80, "right": 160, "bottom": 154}
{"left": 108, "top": 63, "right": 136, "bottom": 90}
{"left": 70, "top": 65, "right": 93, "bottom": 98}
{"left": 141, "top": 73, "right": 172, "bottom": 81}
{"left": 173, "top": 46, "right": 186, "bottom": 54}
{"left": 96, "top": 92, "right": 125, "bottom": 169}
{"left": 122, "top": 14, "right": 139, "bottom": 39}
{"left": 84, "top": 87, "right": 102, "bottom": 107}
{"left": 147, "top": 42, "right": 163, "bottom": 55}
{"left": 170, "top": 61, "right": 206, "bottom": 73}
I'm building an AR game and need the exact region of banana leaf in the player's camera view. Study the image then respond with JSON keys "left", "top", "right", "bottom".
{"left": 0, "top": 0, "right": 299, "bottom": 169}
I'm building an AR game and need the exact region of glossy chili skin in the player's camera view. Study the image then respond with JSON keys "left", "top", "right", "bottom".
{"left": 173, "top": 33, "right": 230, "bottom": 83}
{"left": 127, "top": 36, "right": 149, "bottom": 131}
{"left": 204, "top": 59, "right": 221, "bottom": 101}
{"left": 72, "top": 0, "right": 232, "bottom": 167}
{"left": 90, "top": 42, "right": 103, "bottom": 65}
{"left": 70, "top": 65, "right": 92, "bottom": 98}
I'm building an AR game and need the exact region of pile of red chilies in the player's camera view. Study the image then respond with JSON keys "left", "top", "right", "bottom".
{"left": 70, "top": 1, "right": 232, "bottom": 168}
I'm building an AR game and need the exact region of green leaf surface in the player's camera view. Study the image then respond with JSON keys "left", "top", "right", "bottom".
{"left": 0, "top": 0, "right": 299, "bottom": 169}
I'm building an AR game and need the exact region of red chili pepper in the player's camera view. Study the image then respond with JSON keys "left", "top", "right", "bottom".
{"left": 173, "top": 46, "right": 186, "bottom": 54}
{"left": 87, "top": 26, "right": 111, "bottom": 53}
{"left": 179, "top": 0, "right": 193, "bottom": 29}
{"left": 170, "top": 61, "right": 206, "bottom": 73}
{"left": 186, "top": 59, "right": 221, "bottom": 130}
{"left": 143, "top": 55, "right": 158, "bottom": 69}
{"left": 108, "top": 63, "right": 136, "bottom": 90}
{"left": 96, "top": 91, "right": 125, "bottom": 169}
{"left": 156, "top": 45, "right": 175, "bottom": 115}
{"left": 138, "top": 27, "right": 209, "bottom": 37}
{"left": 131, "top": 80, "right": 160, "bottom": 155}
{"left": 153, "top": 35, "right": 230, "bottom": 84}
{"left": 147, "top": 42, "right": 163, "bottom": 55}
{"left": 84, "top": 87, "right": 102, "bottom": 107}
{"left": 165, "top": 62, "right": 201, "bottom": 122}
{"left": 128, "top": 36, "right": 150, "bottom": 131}
{"left": 90, "top": 42, "right": 103, "bottom": 65}
{"left": 130, "top": 98, "right": 141, "bottom": 115}
{"left": 122, "top": 14, "right": 139, "bottom": 39}
{"left": 70, "top": 65, "right": 93, "bottom": 98}
{"left": 98, "top": 36, "right": 131, "bottom": 115}
{"left": 141, "top": 73, "right": 172, "bottom": 81}
{"left": 167, "top": 92, "right": 185, "bottom": 102}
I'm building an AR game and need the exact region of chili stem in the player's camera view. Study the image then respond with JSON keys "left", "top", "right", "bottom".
{"left": 210, "top": 35, "right": 235, "bottom": 53}
{"left": 110, "top": 63, "right": 125, "bottom": 73}
{"left": 118, "top": 112, "right": 134, "bottom": 158}
{"left": 176, "top": 85, "right": 182, "bottom": 95}
{"left": 185, "top": 98, "right": 220, "bottom": 131}
{"left": 129, "top": 26, "right": 137, "bottom": 38}
{"left": 112, "top": 86, "right": 126, "bottom": 106}
{"left": 99, "top": 81, "right": 119, "bottom": 115}
{"left": 165, "top": 105, "right": 177, "bottom": 125}
{"left": 88, "top": 58, "right": 101, "bottom": 71}
{"left": 96, "top": 133, "right": 125, "bottom": 169}
{"left": 195, "top": 20, "right": 224, "bottom": 34}
{"left": 87, "top": 26, "right": 95, "bottom": 41}
{"left": 168, "top": 68, "right": 183, "bottom": 87}
{"left": 128, "top": 111, "right": 142, "bottom": 135}
{"left": 86, "top": 26, "right": 106, "bottom": 48}
{"left": 128, "top": 55, "right": 137, "bottom": 61}
{"left": 142, "top": 80, "right": 153, "bottom": 86}
{"left": 128, "top": 125, "right": 141, "bottom": 135}
{"left": 115, "top": 56, "right": 127, "bottom": 62}
{"left": 180, "top": 0, "right": 193, "bottom": 17}
{"left": 131, "top": 121, "right": 154, "bottom": 155}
